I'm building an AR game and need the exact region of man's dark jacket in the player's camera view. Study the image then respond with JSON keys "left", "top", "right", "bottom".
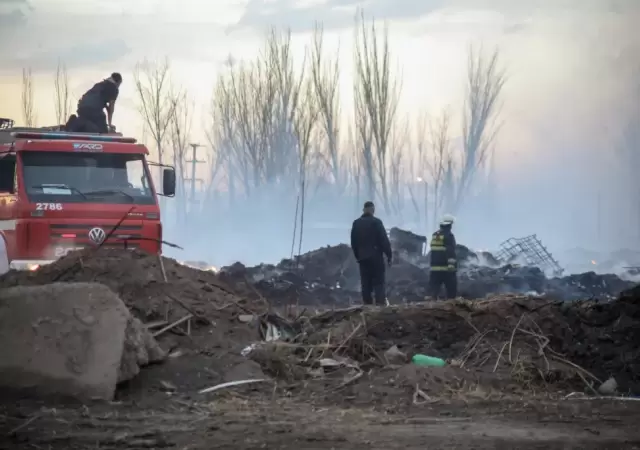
{"left": 78, "top": 79, "right": 119, "bottom": 110}
{"left": 350, "top": 213, "right": 392, "bottom": 262}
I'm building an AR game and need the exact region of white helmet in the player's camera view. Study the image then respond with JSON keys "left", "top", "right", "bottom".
{"left": 440, "top": 214, "right": 455, "bottom": 226}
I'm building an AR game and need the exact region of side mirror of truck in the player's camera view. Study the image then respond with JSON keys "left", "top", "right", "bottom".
{"left": 162, "top": 168, "right": 176, "bottom": 197}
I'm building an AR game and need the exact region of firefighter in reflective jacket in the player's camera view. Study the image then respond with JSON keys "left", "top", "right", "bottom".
{"left": 429, "top": 214, "right": 457, "bottom": 299}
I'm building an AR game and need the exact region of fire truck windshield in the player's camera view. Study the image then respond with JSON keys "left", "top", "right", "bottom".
{"left": 21, "top": 151, "right": 155, "bottom": 205}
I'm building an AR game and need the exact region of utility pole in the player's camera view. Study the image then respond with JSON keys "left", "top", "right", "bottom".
{"left": 185, "top": 143, "right": 205, "bottom": 207}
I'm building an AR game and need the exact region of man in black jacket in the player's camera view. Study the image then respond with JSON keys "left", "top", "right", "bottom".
{"left": 68, "top": 73, "right": 122, "bottom": 133}
{"left": 429, "top": 214, "right": 457, "bottom": 299}
{"left": 350, "top": 201, "right": 392, "bottom": 305}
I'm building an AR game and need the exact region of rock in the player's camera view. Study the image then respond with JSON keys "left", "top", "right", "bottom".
{"left": 384, "top": 345, "right": 407, "bottom": 365}
{"left": 223, "top": 360, "right": 265, "bottom": 383}
{"left": 159, "top": 380, "right": 177, "bottom": 392}
{"left": 238, "top": 314, "right": 255, "bottom": 323}
{"left": 0, "top": 283, "right": 130, "bottom": 401}
{"left": 118, "top": 316, "right": 166, "bottom": 383}
{"left": 598, "top": 377, "right": 618, "bottom": 395}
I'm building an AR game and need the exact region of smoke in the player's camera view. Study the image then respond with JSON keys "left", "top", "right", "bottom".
{"left": 4, "top": 3, "right": 638, "bottom": 270}
{"left": 155, "top": 6, "right": 640, "bottom": 270}
{"left": 162, "top": 180, "right": 359, "bottom": 267}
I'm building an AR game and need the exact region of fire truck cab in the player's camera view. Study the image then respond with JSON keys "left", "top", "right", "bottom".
{"left": 0, "top": 118, "right": 175, "bottom": 274}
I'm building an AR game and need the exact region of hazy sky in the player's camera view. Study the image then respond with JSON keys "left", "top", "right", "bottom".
{"left": 1, "top": 0, "right": 638, "bottom": 253}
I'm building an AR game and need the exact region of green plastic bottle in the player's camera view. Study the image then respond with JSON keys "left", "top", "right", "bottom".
{"left": 412, "top": 354, "right": 446, "bottom": 367}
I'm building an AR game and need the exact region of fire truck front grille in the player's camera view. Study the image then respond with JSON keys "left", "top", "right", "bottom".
{"left": 49, "top": 223, "right": 143, "bottom": 249}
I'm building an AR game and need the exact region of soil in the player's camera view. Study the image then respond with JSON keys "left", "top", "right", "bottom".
{"left": 2, "top": 382, "right": 640, "bottom": 449}
{"left": 1, "top": 249, "right": 640, "bottom": 448}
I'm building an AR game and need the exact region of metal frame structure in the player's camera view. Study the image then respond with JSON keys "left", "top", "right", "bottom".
{"left": 496, "top": 234, "right": 563, "bottom": 275}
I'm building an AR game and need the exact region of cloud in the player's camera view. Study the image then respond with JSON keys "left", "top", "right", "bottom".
{"left": 231, "top": 0, "right": 448, "bottom": 33}
{"left": 0, "top": 12, "right": 234, "bottom": 73}
{"left": 0, "top": 0, "right": 637, "bottom": 75}
{"left": 227, "top": 0, "right": 640, "bottom": 37}
{"left": 5, "top": 39, "right": 131, "bottom": 72}
{"left": 0, "top": 0, "right": 33, "bottom": 28}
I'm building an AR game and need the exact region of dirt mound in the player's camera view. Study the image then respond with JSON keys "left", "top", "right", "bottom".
{"left": 0, "top": 248, "right": 253, "bottom": 328}
{"left": 2, "top": 247, "right": 637, "bottom": 406}
{"left": 0, "top": 248, "right": 273, "bottom": 400}
{"left": 245, "top": 288, "right": 640, "bottom": 406}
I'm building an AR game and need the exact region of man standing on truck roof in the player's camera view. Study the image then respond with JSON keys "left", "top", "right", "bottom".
{"left": 350, "top": 201, "right": 393, "bottom": 305}
{"left": 67, "top": 73, "right": 122, "bottom": 134}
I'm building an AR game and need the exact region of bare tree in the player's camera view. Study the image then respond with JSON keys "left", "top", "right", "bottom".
{"left": 353, "top": 73, "right": 375, "bottom": 202}
{"left": 53, "top": 61, "right": 71, "bottom": 126}
{"left": 201, "top": 143, "right": 224, "bottom": 211}
{"left": 134, "top": 59, "right": 176, "bottom": 165}
{"left": 228, "top": 60, "right": 275, "bottom": 191}
{"left": 292, "top": 71, "right": 320, "bottom": 257}
{"left": 210, "top": 61, "right": 247, "bottom": 200}
{"left": 21, "top": 67, "right": 36, "bottom": 127}
{"left": 205, "top": 82, "right": 230, "bottom": 205}
{"left": 388, "top": 117, "right": 408, "bottom": 217}
{"left": 442, "top": 158, "right": 457, "bottom": 219}
{"left": 168, "top": 90, "right": 192, "bottom": 223}
{"left": 455, "top": 45, "right": 506, "bottom": 211}
{"left": 310, "top": 23, "right": 342, "bottom": 187}
{"left": 266, "top": 28, "right": 305, "bottom": 184}
{"left": 407, "top": 112, "right": 428, "bottom": 226}
{"left": 353, "top": 12, "right": 401, "bottom": 212}
{"left": 345, "top": 123, "right": 364, "bottom": 207}
{"left": 211, "top": 31, "right": 305, "bottom": 198}
{"left": 427, "top": 110, "right": 452, "bottom": 226}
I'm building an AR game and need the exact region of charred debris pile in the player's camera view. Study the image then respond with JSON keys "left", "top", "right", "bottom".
{"left": 219, "top": 228, "right": 635, "bottom": 306}
{"left": 0, "top": 247, "right": 638, "bottom": 407}
{"left": 247, "top": 289, "right": 640, "bottom": 400}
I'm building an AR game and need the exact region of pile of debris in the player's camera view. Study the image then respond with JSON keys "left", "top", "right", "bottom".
{"left": 246, "top": 286, "right": 640, "bottom": 405}
{"left": 0, "top": 248, "right": 256, "bottom": 401}
{"left": 219, "top": 229, "right": 634, "bottom": 306}
{"left": 0, "top": 247, "right": 638, "bottom": 411}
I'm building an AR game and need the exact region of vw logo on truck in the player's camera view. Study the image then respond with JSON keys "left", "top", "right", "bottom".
{"left": 88, "top": 227, "right": 106, "bottom": 245}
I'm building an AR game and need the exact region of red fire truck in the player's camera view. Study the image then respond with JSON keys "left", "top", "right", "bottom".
{"left": 0, "top": 118, "right": 175, "bottom": 273}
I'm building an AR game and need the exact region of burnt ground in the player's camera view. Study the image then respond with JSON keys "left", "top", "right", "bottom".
{"left": 1, "top": 250, "right": 640, "bottom": 449}
{"left": 2, "top": 371, "right": 640, "bottom": 449}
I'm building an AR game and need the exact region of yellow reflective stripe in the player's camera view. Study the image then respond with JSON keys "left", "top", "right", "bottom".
{"left": 430, "top": 246, "right": 446, "bottom": 251}
{"left": 430, "top": 266, "right": 449, "bottom": 271}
